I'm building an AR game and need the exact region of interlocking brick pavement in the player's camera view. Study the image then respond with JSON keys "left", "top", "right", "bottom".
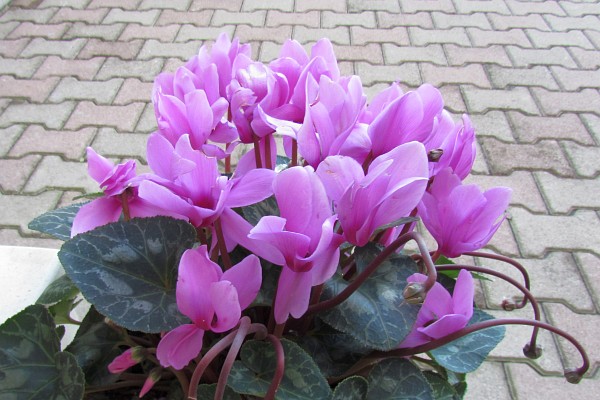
{"left": 1, "top": 0, "right": 599, "bottom": 398}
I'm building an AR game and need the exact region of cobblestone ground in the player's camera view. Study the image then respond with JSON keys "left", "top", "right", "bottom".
{"left": 1, "top": 0, "right": 599, "bottom": 398}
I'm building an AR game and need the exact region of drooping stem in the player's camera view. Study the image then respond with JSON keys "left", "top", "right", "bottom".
{"left": 214, "top": 317, "right": 251, "bottom": 400}
{"left": 263, "top": 334, "right": 285, "bottom": 400}
{"left": 465, "top": 251, "right": 531, "bottom": 309}
{"left": 214, "top": 218, "right": 232, "bottom": 270}
{"left": 264, "top": 135, "right": 273, "bottom": 170}
{"left": 170, "top": 367, "right": 190, "bottom": 397}
{"left": 253, "top": 135, "right": 263, "bottom": 169}
{"left": 306, "top": 231, "right": 437, "bottom": 316}
{"left": 120, "top": 192, "right": 131, "bottom": 221}
{"left": 291, "top": 139, "right": 298, "bottom": 167}
{"left": 299, "top": 284, "right": 325, "bottom": 334}
{"left": 273, "top": 322, "right": 286, "bottom": 338}
{"left": 225, "top": 142, "right": 231, "bottom": 174}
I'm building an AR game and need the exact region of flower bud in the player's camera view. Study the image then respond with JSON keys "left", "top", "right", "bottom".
{"left": 139, "top": 367, "right": 162, "bottom": 398}
{"left": 501, "top": 298, "right": 516, "bottom": 311}
{"left": 522, "top": 343, "right": 542, "bottom": 359}
{"left": 427, "top": 148, "right": 443, "bottom": 162}
{"left": 403, "top": 282, "right": 426, "bottom": 305}
{"left": 107, "top": 347, "right": 145, "bottom": 374}
{"left": 564, "top": 368, "right": 583, "bottom": 384}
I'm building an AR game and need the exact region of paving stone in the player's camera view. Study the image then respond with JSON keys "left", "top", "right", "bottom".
{"left": 64, "top": 101, "right": 144, "bottom": 131}
{"left": 551, "top": 66, "right": 600, "bottom": 91}
{"left": 421, "top": 64, "right": 490, "bottom": 88}
{"left": 536, "top": 172, "right": 600, "bottom": 214}
{"left": 481, "top": 138, "right": 574, "bottom": 176}
{"left": 466, "top": 171, "right": 547, "bottom": 213}
{"left": 0, "top": 102, "right": 75, "bottom": 130}
{"left": 9, "top": 125, "right": 95, "bottom": 160}
{"left": 505, "top": 0, "right": 566, "bottom": 16}
{"left": 575, "top": 252, "right": 600, "bottom": 310}
{"left": 211, "top": 10, "right": 266, "bottom": 27}
{"left": 39, "top": 0, "right": 89, "bottom": 7}
{"left": 438, "top": 85, "right": 467, "bottom": 113}
{"left": 586, "top": 30, "right": 600, "bottom": 49}
{"left": 545, "top": 14, "right": 600, "bottom": 31}
{"left": 454, "top": 0, "right": 510, "bottom": 14}
{"left": 581, "top": 113, "right": 600, "bottom": 143}
{"left": 0, "top": 56, "right": 45, "bottom": 78}
{"left": 469, "top": 111, "right": 514, "bottom": 142}
{"left": 20, "top": 38, "right": 86, "bottom": 58}
{"left": 242, "top": 0, "right": 292, "bottom": 11}
{"left": 400, "top": 0, "right": 454, "bottom": 13}
{"left": 322, "top": 11, "right": 377, "bottom": 28}
{"left": 488, "top": 13, "right": 550, "bottom": 31}
{"left": 7, "top": 22, "right": 69, "bottom": 39}
{"left": 119, "top": 24, "right": 179, "bottom": 42}
{"left": 569, "top": 47, "right": 600, "bottom": 69}
{"left": 481, "top": 307, "right": 563, "bottom": 373}
{"left": 176, "top": 25, "right": 234, "bottom": 42}
{"left": 0, "top": 125, "right": 23, "bottom": 156}
{"left": 509, "top": 363, "right": 600, "bottom": 398}
{"left": 527, "top": 29, "right": 594, "bottom": 50}
{"left": 469, "top": 28, "right": 532, "bottom": 47}
{"left": 49, "top": 8, "right": 108, "bottom": 24}
{"left": 445, "top": 44, "right": 511, "bottom": 66}
{"left": 464, "top": 362, "right": 512, "bottom": 400}
{"left": 33, "top": 56, "right": 102, "bottom": 80}
{"left": 96, "top": 57, "right": 164, "bottom": 81}
{"left": 0, "top": 155, "right": 41, "bottom": 192}
{"left": 351, "top": 27, "right": 409, "bottom": 46}
{"left": 488, "top": 65, "right": 559, "bottom": 90}
{"left": 155, "top": 10, "right": 212, "bottom": 26}
{"left": 0, "top": 76, "right": 59, "bottom": 103}
{"left": 332, "top": 43, "right": 383, "bottom": 63}
{"left": 135, "top": 102, "right": 157, "bottom": 133}
{"left": 112, "top": 79, "right": 152, "bottom": 105}
{"left": 0, "top": 21, "right": 18, "bottom": 39}
{"left": 49, "top": 77, "right": 122, "bottom": 104}
{"left": 256, "top": 41, "right": 279, "bottom": 63}
{"left": 89, "top": 128, "right": 147, "bottom": 160}
{"left": 431, "top": 12, "right": 491, "bottom": 29}
{"left": 410, "top": 27, "right": 470, "bottom": 46}
{"left": 65, "top": 22, "right": 125, "bottom": 41}
{"left": 189, "top": 0, "right": 240, "bottom": 10}
{"left": 563, "top": 141, "right": 600, "bottom": 178}
{"left": 88, "top": 0, "right": 141, "bottom": 8}
{"left": 560, "top": 1, "right": 600, "bottom": 17}
{"left": 295, "top": 0, "right": 346, "bottom": 12}
{"left": 139, "top": 0, "right": 191, "bottom": 10}
{"left": 355, "top": 62, "right": 420, "bottom": 86}
{"left": 509, "top": 112, "right": 593, "bottom": 145}
{"left": 510, "top": 207, "right": 600, "bottom": 257}
{"left": 78, "top": 39, "right": 143, "bottom": 60}
{"left": 103, "top": 9, "right": 159, "bottom": 25}
{"left": 161, "top": 57, "right": 187, "bottom": 73}
{"left": 533, "top": 88, "right": 600, "bottom": 116}
{"left": 137, "top": 40, "right": 199, "bottom": 60}
{"left": 384, "top": 43, "right": 447, "bottom": 65}
{"left": 0, "top": 8, "right": 56, "bottom": 23}
{"left": 377, "top": 11, "right": 433, "bottom": 29}
{"left": 265, "top": 10, "right": 319, "bottom": 28}
{"left": 0, "top": 38, "right": 31, "bottom": 57}
{"left": 0, "top": 191, "right": 61, "bottom": 234}
{"left": 234, "top": 25, "right": 292, "bottom": 43}
{"left": 463, "top": 87, "right": 539, "bottom": 115}
{"left": 0, "top": 228, "right": 62, "bottom": 249}
{"left": 293, "top": 26, "right": 351, "bottom": 45}
{"left": 348, "top": 0, "right": 400, "bottom": 12}
{"left": 506, "top": 45, "right": 577, "bottom": 68}
{"left": 23, "top": 155, "right": 97, "bottom": 194}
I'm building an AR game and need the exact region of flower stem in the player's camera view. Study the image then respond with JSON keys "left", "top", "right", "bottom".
{"left": 263, "top": 334, "right": 285, "bottom": 400}
{"left": 214, "top": 317, "right": 251, "bottom": 400}
{"left": 291, "top": 139, "right": 298, "bottom": 167}
{"left": 214, "top": 218, "right": 232, "bottom": 270}
{"left": 253, "top": 135, "right": 263, "bottom": 169}
{"left": 120, "top": 192, "right": 131, "bottom": 221}
{"left": 265, "top": 135, "right": 273, "bottom": 170}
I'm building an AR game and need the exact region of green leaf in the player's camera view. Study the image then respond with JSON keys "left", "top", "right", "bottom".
{"left": 373, "top": 216, "right": 419, "bottom": 234}
{"left": 65, "top": 308, "right": 126, "bottom": 386}
{"left": 320, "top": 243, "right": 420, "bottom": 350}
{"left": 423, "top": 372, "right": 460, "bottom": 400}
{"left": 197, "top": 384, "right": 242, "bottom": 400}
{"left": 332, "top": 376, "right": 368, "bottom": 400}
{"left": 366, "top": 358, "right": 434, "bottom": 400}
{"left": 28, "top": 202, "right": 88, "bottom": 241}
{"left": 228, "top": 338, "right": 332, "bottom": 399}
{"left": 276, "top": 155, "right": 291, "bottom": 172}
{"left": 0, "top": 305, "right": 85, "bottom": 400}
{"left": 48, "top": 297, "right": 80, "bottom": 325}
{"left": 242, "top": 196, "right": 279, "bottom": 226}
{"left": 252, "top": 261, "right": 281, "bottom": 307}
{"left": 430, "top": 309, "right": 505, "bottom": 373}
{"left": 37, "top": 274, "right": 80, "bottom": 305}
{"left": 58, "top": 217, "right": 197, "bottom": 333}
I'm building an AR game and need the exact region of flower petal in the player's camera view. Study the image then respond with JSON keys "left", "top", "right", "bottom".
{"left": 210, "top": 281, "right": 241, "bottom": 333}
{"left": 156, "top": 324, "right": 204, "bottom": 370}
{"left": 71, "top": 197, "right": 122, "bottom": 237}
{"left": 221, "top": 254, "right": 262, "bottom": 310}
{"left": 274, "top": 267, "right": 312, "bottom": 324}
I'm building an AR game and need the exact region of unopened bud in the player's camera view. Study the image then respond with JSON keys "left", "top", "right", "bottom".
{"left": 403, "top": 282, "right": 426, "bottom": 305}
{"left": 107, "top": 347, "right": 145, "bottom": 374}
{"left": 523, "top": 343, "right": 543, "bottom": 359}
{"left": 502, "top": 298, "right": 517, "bottom": 311}
{"left": 428, "top": 149, "right": 443, "bottom": 162}
{"left": 139, "top": 367, "right": 162, "bottom": 398}
{"left": 564, "top": 368, "right": 583, "bottom": 384}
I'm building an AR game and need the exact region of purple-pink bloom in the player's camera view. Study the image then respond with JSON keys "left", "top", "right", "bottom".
{"left": 398, "top": 269, "right": 474, "bottom": 348}
{"left": 156, "top": 246, "right": 261, "bottom": 370}
{"left": 418, "top": 168, "right": 512, "bottom": 258}
{"left": 316, "top": 141, "right": 429, "bottom": 246}
{"left": 107, "top": 348, "right": 140, "bottom": 374}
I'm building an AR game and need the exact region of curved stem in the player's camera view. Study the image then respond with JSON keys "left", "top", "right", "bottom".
{"left": 465, "top": 251, "right": 531, "bottom": 309}
{"left": 306, "top": 231, "right": 437, "bottom": 316}
{"left": 253, "top": 135, "right": 263, "bottom": 169}
{"left": 214, "top": 317, "right": 251, "bottom": 400}
{"left": 264, "top": 334, "right": 285, "bottom": 400}
{"left": 214, "top": 218, "right": 232, "bottom": 270}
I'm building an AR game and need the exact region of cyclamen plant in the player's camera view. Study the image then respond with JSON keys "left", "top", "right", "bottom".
{"left": 0, "top": 34, "right": 589, "bottom": 400}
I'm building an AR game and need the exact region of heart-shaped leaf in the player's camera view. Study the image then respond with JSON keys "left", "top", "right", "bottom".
{"left": 37, "top": 274, "right": 79, "bottom": 305}
{"left": 242, "top": 196, "right": 279, "bottom": 226}
{"left": 28, "top": 202, "right": 88, "bottom": 241}
{"left": 320, "top": 243, "right": 420, "bottom": 350}
{"left": 197, "top": 384, "right": 242, "bottom": 400}
{"left": 58, "top": 217, "right": 197, "bottom": 333}
{"left": 430, "top": 309, "right": 505, "bottom": 373}
{"left": 0, "top": 305, "right": 85, "bottom": 399}
{"left": 228, "top": 338, "right": 332, "bottom": 399}
{"left": 366, "top": 358, "right": 433, "bottom": 400}
{"left": 332, "top": 376, "right": 368, "bottom": 400}
{"left": 423, "top": 372, "right": 460, "bottom": 400}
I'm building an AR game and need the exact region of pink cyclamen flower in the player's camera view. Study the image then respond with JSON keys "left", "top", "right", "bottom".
{"left": 107, "top": 348, "right": 141, "bottom": 374}
{"left": 316, "top": 141, "right": 429, "bottom": 246}
{"left": 156, "top": 246, "right": 261, "bottom": 370}
{"left": 399, "top": 269, "right": 474, "bottom": 348}
{"left": 418, "top": 168, "right": 512, "bottom": 258}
